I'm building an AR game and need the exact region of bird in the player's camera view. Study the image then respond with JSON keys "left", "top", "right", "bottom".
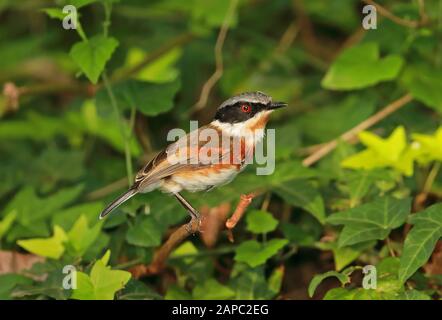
{"left": 99, "top": 91, "right": 287, "bottom": 231}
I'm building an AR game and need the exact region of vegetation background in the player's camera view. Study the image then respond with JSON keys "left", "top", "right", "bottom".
{"left": 0, "top": 0, "right": 441, "bottom": 300}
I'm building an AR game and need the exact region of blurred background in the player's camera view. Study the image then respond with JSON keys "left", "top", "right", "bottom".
{"left": 0, "top": 0, "right": 441, "bottom": 300}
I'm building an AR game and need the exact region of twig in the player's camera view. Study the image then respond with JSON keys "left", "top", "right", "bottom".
{"left": 225, "top": 193, "right": 258, "bottom": 242}
{"left": 85, "top": 177, "right": 129, "bottom": 201}
{"left": 138, "top": 217, "right": 201, "bottom": 275}
{"left": 362, "top": 0, "right": 421, "bottom": 28}
{"left": 192, "top": 0, "right": 239, "bottom": 111}
{"left": 302, "top": 93, "right": 413, "bottom": 167}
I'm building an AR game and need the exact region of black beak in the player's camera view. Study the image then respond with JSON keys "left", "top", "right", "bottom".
{"left": 268, "top": 101, "right": 287, "bottom": 110}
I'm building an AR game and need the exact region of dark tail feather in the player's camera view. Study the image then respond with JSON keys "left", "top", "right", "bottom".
{"left": 99, "top": 188, "right": 138, "bottom": 219}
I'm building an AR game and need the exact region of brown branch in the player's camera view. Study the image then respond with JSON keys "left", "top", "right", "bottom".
{"left": 192, "top": 0, "right": 239, "bottom": 112}
{"left": 362, "top": 0, "right": 421, "bottom": 28}
{"left": 225, "top": 193, "right": 258, "bottom": 242}
{"left": 139, "top": 218, "right": 202, "bottom": 275}
{"left": 134, "top": 192, "right": 258, "bottom": 277}
{"left": 302, "top": 93, "right": 413, "bottom": 167}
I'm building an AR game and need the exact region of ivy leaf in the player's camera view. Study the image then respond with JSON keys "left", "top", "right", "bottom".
{"left": 51, "top": 201, "right": 104, "bottom": 231}
{"left": 316, "top": 241, "right": 375, "bottom": 271}
{"left": 126, "top": 215, "right": 163, "bottom": 247}
{"left": 121, "top": 47, "right": 182, "bottom": 83}
{"left": 0, "top": 274, "right": 33, "bottom": 300}
{"left": 246, "top": 210, "right": 278, "bottom": 234}
{"left": 70, "top": 36, "right": 119, "bottom": 84}
{"left": 229, "top": 266, "right": 277, "bottom": 300}
{"left": 274, "top": 180, "right": 325, "bottom": 224}
{"left": 234, "top": 239, "right": 288, "bottom": 267}
{"left": 322, "top": 42, "right": 403, "bottom": 90}
{"left": 341, "top": 126, "right": 416, "bottom": 176}
{"left": 66, "top": 215, "right": 102, "bottom": 257}
{"left": 192, "top": 279, "right": 235, "bottom": 300}
{"left": 17, "top": 226, "right": 67, "bottom": 259}
{"left": 399, "top": 203, "right": 442, "bottom": 283}
{"left": 0, "top": 210, "right": 17, "bottom": 240}
{"left": 96, "top": 79, "right": 180, "bottom": 116}
{"left": 402, "top": 64, "right": 442, "bottom": 113}
{"left": 412, "top": 127, "right": 442, "bottom": 164}
{"left": 71, "top": 250, "right": 131, "bottom": 300}
{"left": 327, "top": 197, "right": 411, "bottom": 247}
{"left": 4, "top": 185, "right": 84, "bottom": 226}
{"left": 308, "top": 269, "right": 353, "bottom": 298}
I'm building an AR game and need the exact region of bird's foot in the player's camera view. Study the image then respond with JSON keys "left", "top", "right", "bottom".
{"left": 185, "top": 214, "right": 202, "bottom": 235}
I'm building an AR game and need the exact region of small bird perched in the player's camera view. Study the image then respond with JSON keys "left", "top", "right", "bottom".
{"left": 99, "top": 91, "right": 286, "bottom": 231}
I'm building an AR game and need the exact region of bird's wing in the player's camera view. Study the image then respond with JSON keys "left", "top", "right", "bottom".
{"left": 133, "top": 125, "right": 244, "bottom": 190}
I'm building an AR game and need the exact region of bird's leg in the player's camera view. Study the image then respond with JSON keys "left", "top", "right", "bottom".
{"left": 173, "top": 192, "right": 202, "bottom": 234}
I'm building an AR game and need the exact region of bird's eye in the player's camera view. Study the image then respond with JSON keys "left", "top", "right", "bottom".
{"left": 241, "top": 104, "right": 252, "bottom": 113}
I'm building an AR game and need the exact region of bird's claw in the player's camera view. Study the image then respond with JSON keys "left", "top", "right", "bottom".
{"left": 185, "top": 215, "right": 202, "bottom": 235}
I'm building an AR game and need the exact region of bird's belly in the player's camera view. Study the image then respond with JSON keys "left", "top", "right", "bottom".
{"left": 166, "top": 165, "right": 241, "bottom": 193}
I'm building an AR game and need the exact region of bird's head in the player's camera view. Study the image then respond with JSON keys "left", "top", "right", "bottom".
{"left": 212, "top": 91, "right": 287, "bottom": 135}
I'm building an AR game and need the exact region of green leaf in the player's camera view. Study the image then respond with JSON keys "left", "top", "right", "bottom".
{"left": 41, "top": 8, "right": 69, "bottom": 20}
{"left": 316, "top": 241, "right": 375, "bottom": 271}
{"left": 126, "top": 215, "right": 163, "bottom": 247}
{"left": 402, "top": 64, "right": 442, "bottom": 113}
{"left": 0, "top": 210, "right": 17, "bottom": 240}
{"left": 51, "top": 201, "right": 103, "bottom": 231}
{"left": 192, "top": 279, "right": 235, "bottom": 300}
{"left": 274, "top": 180, "right": 325, "bottom": 224}
{"left": 323, "top": 287, "right": 358, "bottom": 300}
{"left": 341, "top": 126, "right": 416, "bottom": 176}
{"left": 0, "top": 274, "right": 33, "bottom": 300}
{"left": 327, "top": 197, "right": 411, "bottom": 247}
{"left": 66, "top": 215, "right": 102, "bottom": 257}
{"left": 69, "top": 36, "right": 119, "bottom": 84}
{"left": 230, "top": 266, "right": 276, "bottom": 300}
{"left": 267, "top": 266, "right": 284, "bottom": 296}
{"left": 122, "top": 47, "right": 182, "bottom": 83}
{"left": 412, "top": 127, "right": 442, "bottom": 164}
{"left": 71, "top": 250, "right": 131, "bottom": 300}
{"left": 191, "top": 0, "right": 238, "bottom": 28}
{"left": 96, "top": 79, "right": 180, "bottom": 117}
{"left": 399, "top": 203, "right": 442, "bottom": 283}
{"left": 17, "top": 226, "right": 67, "bottom": 259}
{"left": 308, "top": 270, "right": 352, "bottom": 298}
{"left": 234, "top": 239, "right": 288, "bottom": 267}
{"left": 165, "top": 285, "right": 192, "bottom": 300}
{"left": 322, "top": 42, "right": 403, "bottom": 90}
{"left": 5, "top": 185, "right": 84, "bottom": 226}
{"left": 246, "top": 210, "right": 278, "bottom": 234}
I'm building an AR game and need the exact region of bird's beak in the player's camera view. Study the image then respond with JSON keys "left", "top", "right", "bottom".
{"left": 268, "top": 101, "right": 287, "bottom": 110}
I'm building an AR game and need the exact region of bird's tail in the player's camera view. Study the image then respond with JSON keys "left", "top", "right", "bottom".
{"left": 99, "top": 188, "right": 138, "bottom": 219}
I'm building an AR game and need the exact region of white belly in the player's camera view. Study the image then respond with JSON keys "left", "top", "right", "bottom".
{"left": 161, "top": 167, "right": 240, "bottom": 193}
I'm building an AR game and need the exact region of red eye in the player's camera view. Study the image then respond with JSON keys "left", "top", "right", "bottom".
{"left": 241, "top": 104, "right": 251, "bottom": 113}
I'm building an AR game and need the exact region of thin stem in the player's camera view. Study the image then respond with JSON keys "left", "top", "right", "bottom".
{"left": 385, "top": 237, "right": 396, "bottom": 257}
{"left": 423, "top": 162, "right": 441, "bottom": 194}
{"left": 302, "top": 94, "right": 413, "bottom": 167}
{"left": 192, "top": 0, "right": 239, "bottom": 111}
{"left": 362, "top": 0, "right": 420, "bottom": 28}
{"left": 102, "top": 1, "right": 112, "bottom": 37}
